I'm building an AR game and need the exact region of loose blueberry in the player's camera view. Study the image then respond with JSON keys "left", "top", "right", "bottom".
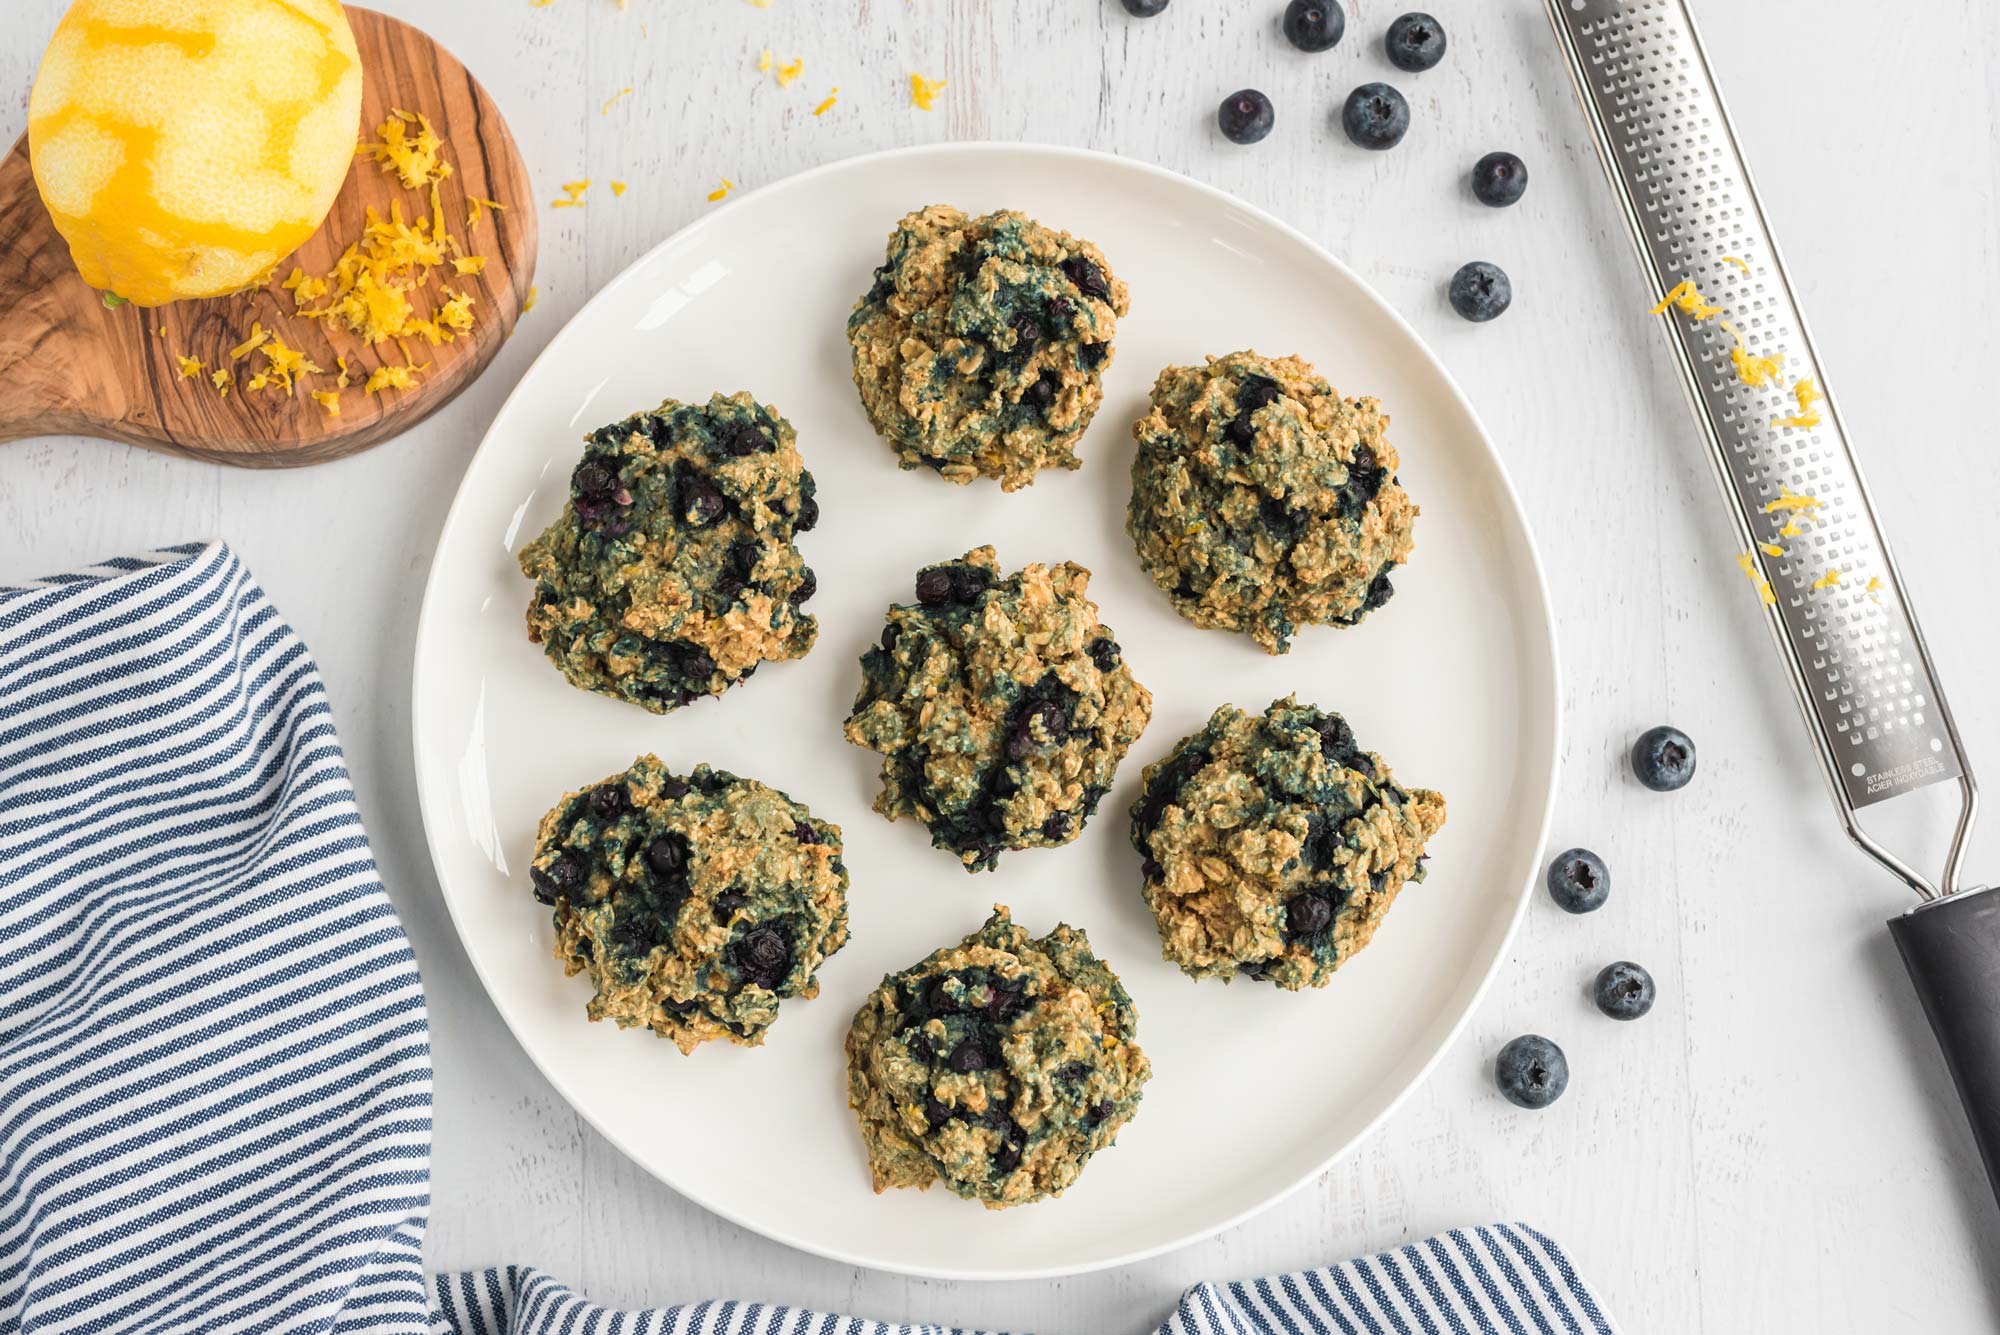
{"left": 915, "top": 568, "right": 954, "bottom": 606}
{"left": 530, "top": 852, "right": 582, "bottom": 905}
{"left": 1218, "top": 88, "right": 1275, "bottom": 146}
{"left": 585, "top": 785, "right": 629, "bottom": 819}
{"left": 732, "top": 924, "right": 791, "bottom": 989}
{"left": 1286, "top": 891, "right": 1334, "bottom": 938}
{"left": 1282, "top": 0, "right": 1345, "bottom": 52}
{"left": 1341, "top": 82, "right": 1410, "bottom": 150}
{"left": 1087, "top": 637, "right": 1122, "bottom": 672}
{"left": 646, "top": 833, "right": 690, "bottom": 878}
{"left": 1471, "top": 151, "right": 1529, "bottom": 208}
{"left": 1495, "top": 1034, "right": 1567, "bottom": 1109}
{"left": 1385, "top": 12, "right": 1446, "bottom": 71}
{"left": 1121, "top": 0, "right": 1168, "bottom": 14}
{"left": 1448, "top": 260, "right": 1512, "bottom": 322}
{"left": 658, "top": 776, "right": 690, "bottom": 801}
{"left": 1546, "top": 847, "right": 1609, "bottom": 914}
{"left": 1632, "top": 725, "right": 1697, "bottom": 792}
{"left": 1594, "top": 961, "right": 1656, "bottom": 1021}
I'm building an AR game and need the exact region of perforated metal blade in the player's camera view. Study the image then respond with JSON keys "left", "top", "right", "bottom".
{"left": 1546, "top": 0, "right": 1977, "bottom": 899}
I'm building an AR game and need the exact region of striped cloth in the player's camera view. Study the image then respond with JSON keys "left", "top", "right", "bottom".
{"left": 0, "top": 543, "right": 1618, "bottom": 1335}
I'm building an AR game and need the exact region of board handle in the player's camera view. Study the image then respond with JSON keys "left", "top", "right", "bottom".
{"left": 1891, "top": 883, "right": 2000, "bottom": 1202}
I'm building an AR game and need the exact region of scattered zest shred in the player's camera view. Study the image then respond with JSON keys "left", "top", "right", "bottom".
{"left": 745, "top": 0, "right": 772, "bottom": 7}
{"left": 1763, "top": 486, "right": 1822, "bottom": 517}
{"left": 466, "top": 196, "right": 507, "bottom": 232}
{"left": 242, "top": 331, "right": 323, "bottom": 395}
{"left": 1649, "top": 280, "right": 1724, "bottom": 321}
{"left": 610, "top": 180, "right": 628, "bottom": 197}
{"left": 706, "top": 176, "right": 736, "bottom": 203}
{"left": 553, "top": 179, "right": 592, "bottom": 209}
{"left": 1812, "top": 568, "right": 1842, "bottom": 591}
{"left": 283, "top": 268, "right": 330, "bottom": 306}
{"left": 910, "top": 73, "right": 946, "bottom": 110}
{"left": 1736, "top": 552, "right": 1778, "bottom": 606}
{"left": 812, "top": 86, "right": 839, "bottom": 116}
{"left": 1758, "top": 541, "right": 1785, "bottom": 558}
{"left": 757, "top": 49, "right": 773, "bottom": 73}
{"left": 1718, "top": 319, "right": 1783, "bottom": 388}
{"left": 210, "top": 368, "right": 231, "bottom": 394}
{"left": 336, "top": 357, "right": 352, "bottom": 390}
{"left": 365, "top": 363, "right": 429, "bottom": 395}
{"left": 311, "top": 390, "right": 341, "bottom": 416}
{"left": 1866, "top": 576, "right": 1884, "bottom": 602}
{"left": 523, "top": 285, "right": 539, "bottom": 313}
{"left": 230, "top": 323, "right": 271, "bottom": 361}
{"left": 363, "top": 111, "right": 452, "bottom": 189}
{"left": 176, "top": 355, "right": 204, "bottom": 380}
{"left": 453, "top": 255, "right": 488, "bottom": 276}
{"left": 602, "top": 87, "right": 633, "bottom": 115}
{"left": 1720, "top": 255, "right": 1751, "bottom": 274}
{"left": 775, "top": 57, "right": 803, "bottom": 87}
{"left": 1773, "top": 377, "right": 1823, "bottom": 430}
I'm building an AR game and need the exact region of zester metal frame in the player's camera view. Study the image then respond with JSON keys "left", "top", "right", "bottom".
{"left": 1545, "top": 0, "right": 1976, "bottom": 900}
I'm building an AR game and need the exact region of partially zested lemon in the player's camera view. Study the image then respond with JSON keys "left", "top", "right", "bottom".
{"left": 28, "top": 0, "right": 363, "bottom": 308}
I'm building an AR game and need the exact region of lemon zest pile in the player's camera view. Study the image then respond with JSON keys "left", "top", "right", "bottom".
{"left": 812, "top": 87, "right": 839, "bottom": 116}
{"left": 1736, "top": 551, "right": 1778, "bottom": 606}
{"left": 365, "top": 363, "right": 429, "bottom": 395}
{"left": 910, "top": 73, "right": 947, "bottom": 110}
{"left": 363, "top": 111, "right": 453, "bottom": 189}
{"left": 242, "top": 331, "right": 323, "bottom": 396}
{"left": 707, "top": 176, "right": 736, "bottom": 203}
{"left": 1649, "top": 280, "right": 1724, "bottom": 321}
{"left": 1773, "top": 377, "right": 1823, "bottom": 430}
{"left": 553, "top": 179, "right": 592, "bottom": 209}
{"left": 1812, "top": 568, "right": 1842, "bottom": 591}
{"left": 610, "top": 180, "right": 628, "bottom": 198}
{"left": 775, "top": 57, "right": 804, "bottom": 87}
{"left": 602, "top": 87, "right": 633, "bottom": 115}
{"left": 176, "top": 355, "right": 203, "bottom": 380}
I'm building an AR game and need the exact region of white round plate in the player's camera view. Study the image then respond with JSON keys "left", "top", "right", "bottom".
{"left": 413, "top": 143, "right": 1558, "bottom": 1281}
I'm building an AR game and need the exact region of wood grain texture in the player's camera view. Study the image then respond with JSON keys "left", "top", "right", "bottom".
{"left": 1, "top": 1, "right": 1999, "bottom": 1332}
{"left": 0, "top": 5, "right": 535, "bottom": 466}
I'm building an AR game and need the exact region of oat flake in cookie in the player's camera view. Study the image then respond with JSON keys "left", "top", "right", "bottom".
{"left": 1131, "top": 696, "right": 1445, "bottom": 990}
{"left": 847, "top": 205, "right": 1129, "bottom": 490}
{"left": 1127, "top": 351, "right": 1417, "bottom": 653}
{"left": 519, "top": 392, "right": 819, "bottom": 713}
{"left": 843, "top": 546, "right": 1153, "bottom": 872}
{"left": 530, "top": 754, "right": 849, "bottom": 1053}
{"left": 845, "top": 906, "right": 1151, "bottom": 1208}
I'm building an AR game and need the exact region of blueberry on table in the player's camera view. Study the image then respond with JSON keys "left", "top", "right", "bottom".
{"left": 1385, "top": 12, "right": 1447, "bottom": 71}
{"left": 1632, "top": 725, "right": 1697, "bottom": 791}
{"left": 1121, "top": 0, "right": 1169, "bottom": 14}
{"left": 1594, "top": 961, "right": 1656, "bottom": 1020}
{"left": 1218, "top": 88, "right": 1275, "bottom": 145}
{"left": 1546, "top": 847, "right": 1609, "bottom": 914}
{"left": 1495, "top": 1034, "right": 1568, "bottom": 1109}
{"left": 1448, "top": 261, "right": 1512, "bottom": 322}
{"left": 1282, "top": 0, "right": 1345, "bottom": 52}
{"left": 1341, "top": 83, "right": 1409, "bottom": 150}
{"left": 1472, "top": 151, "right": 1529, "bottom": 207}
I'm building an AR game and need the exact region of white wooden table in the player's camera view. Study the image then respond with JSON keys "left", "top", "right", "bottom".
{"left": 6, "top": 1, "right": 2000, "bottom": 1329}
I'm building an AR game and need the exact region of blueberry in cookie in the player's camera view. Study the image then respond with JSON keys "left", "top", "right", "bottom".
{"left": 1127, "top": 351, "right": 1417, "bottom": 653}
{"left": 1130, "top": 696, "right": 1445, "bottom": 989}
{"left": 847, "top": 205, "right": 1129, "bottom": 490}
{"left": 530, "top": 754, "right": 849, "bottom": 1052}
{"left": 843, "top": 546, "right": 1153, "bottom": 872}
{"left": 519, "top": 392, "right": 819, "bottom": 713}
{"left": 845, "top": 905, "right": 1151, "bottom": 1207}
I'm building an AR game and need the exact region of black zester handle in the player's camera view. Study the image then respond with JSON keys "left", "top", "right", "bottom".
{"left": 1891, "top": 885, "right": 2000, "bottom": 1194}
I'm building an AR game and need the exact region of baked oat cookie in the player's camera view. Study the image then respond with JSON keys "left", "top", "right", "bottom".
{"left": 1127, "top": 351, "right": 1417, "bottom": 654}
{"left": 519, "top": 392, "right": 819, "bottom": 713}
{"left": 845, "top": 906, "right": 1150, "bottom": 1208}
{"left": 1130, "top": 696, "right": 1445, "bottom": 990}
{"left": 843, "top": 546, "right": 1153, "bottom": 872}
{"left": 847, "top": 205, "right": 1129, "bottom": 490}
{"left": 529, "top": 754, "right": 849, "bottom": 1052}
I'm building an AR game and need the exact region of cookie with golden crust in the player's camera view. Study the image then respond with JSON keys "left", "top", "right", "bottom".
{"left": 843, "top": 546, "right": 1153, "bottom": 872}
{"left": 845, "top": 906, "right": 1150, "bottom": 1208}
{"left": 1127, "top": 351, "right": 1417, "bottom": 653}
{"left": 530, "top": 755, "right": 849, "bottom": 1052}
{"left": 1130, "top": 696, "right": 1445, "bottom": 990}
{"left": 847, "top": 205, "right": 1128, "bottom": 490}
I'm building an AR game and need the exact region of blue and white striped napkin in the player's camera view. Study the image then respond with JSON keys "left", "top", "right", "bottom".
{"left": 0, "top": 543, "right": 1618, "bottom": 1335}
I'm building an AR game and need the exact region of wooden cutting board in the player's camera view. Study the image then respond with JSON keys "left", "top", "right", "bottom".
{"left": 0, "top": 6, "right": 536, "bottom": 467}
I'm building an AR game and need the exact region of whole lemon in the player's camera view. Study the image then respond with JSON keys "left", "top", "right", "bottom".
{"left": 29, "top": 0, "right": 363, "bottom": 308}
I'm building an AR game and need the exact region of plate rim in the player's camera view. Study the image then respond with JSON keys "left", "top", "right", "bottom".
{"left": 411, "top": 139, "right": 1563, "bottom": 1282}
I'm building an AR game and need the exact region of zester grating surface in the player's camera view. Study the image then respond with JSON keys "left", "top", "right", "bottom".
{"left": 1549, "top": 0, "right": 1963, "bottom": 809}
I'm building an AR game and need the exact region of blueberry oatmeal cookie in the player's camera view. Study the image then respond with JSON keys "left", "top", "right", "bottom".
{"left": 843, "top": 546, "right": 1152, "bottom": 872}
{"left": 519, "top": 392, "right": 819, "bottom": 713}
{"left": 1127, "top": 351, "right": 1417, "bottom": 653}
{"left": 847, "top": 205, "right": 1129, "bottom": 490}
{"left": 1130, "top": 696, "right": 1445, "bottom": 990}
{"left": 529, "top": 754, "right": 849, "bottom": 1052}
{"left": 845, "top": 906, "right": 1150, "bottom": 1208}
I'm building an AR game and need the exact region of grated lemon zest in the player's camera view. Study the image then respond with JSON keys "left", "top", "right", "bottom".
{"left": 336, "top": 357, "right": 352, "bottom": 390}
{"left": 610, "top": 180, "right": 628, "bottom": 197}
{"left": 757, "top": 49, "right": 772, "bottom": 73}
{"left": 1719, "top": 320, "right": 1783, "bottom": 388}
{"left": 746, "top": 0, "right": 772, "bottom": 6}
{"left": 311, "top": 390, "right": 341, "bottom": 416}
{"left": 1866, "top": 576, "right": 1884, "bottom": 602}
{"left": 1720, "top": 255, "right": 1751, "bottom": 273}
{"left": 1812, "top": 567, "right": 1842, "bottom": 591}
{"left": 176, "top": 355, "right": 203, "bottom": 379}
{"left": 229, "top": 323, "right": 270, "bottom": 361}
{"left": 1758, "top": 542, "right": 1785, "bottom": 558}
{"left": 362, "top": 111, "right": 453, "bottom": 189}
{"left": 552, "top": 180, "right": 592, "bottom": 210}
{"left": 365, "top": 363, "right": 429, "bottom": 395}
{"left": 775, "top": 57, "right": 803, "bottom": 87}
{"left": 812, "top": 87, "right": 838, "bottom": 116}
{"left": 453, "top": 255, "right": 487, "bottom": 276}
{"left": 1649, "top": 280, "right": 1724, "bottom": 321}
{"left": 1763, "top": 486, "right": 1822, "bottom": 516}
{"left": 706, "top": 176, "right": 736, "bottom": 203}
{"left": 153, "top": 326, "right": 165, "bottom": 338}
{"left": 242, "top": 331, "right": 322, "bottom": 396}
{"left": 522, "top": 285, "right": 539, "bottom": 313}
{"left": 1773, "top": 377, "right": 1823, "bottom": 430}
{"left": 602, "top": 87, "right": 633, "bottom": 115}
{"left": 910, "top": 73, "right": 946, "bottom": 110}
{"left": 466, "top": 197, "right": 507, "bottom": 232}
{"left": 1736, "top": 552, "right": 1778, "bottom": 606}
{"left": 210, "top": 368, "right": 231, "bottom": 392}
